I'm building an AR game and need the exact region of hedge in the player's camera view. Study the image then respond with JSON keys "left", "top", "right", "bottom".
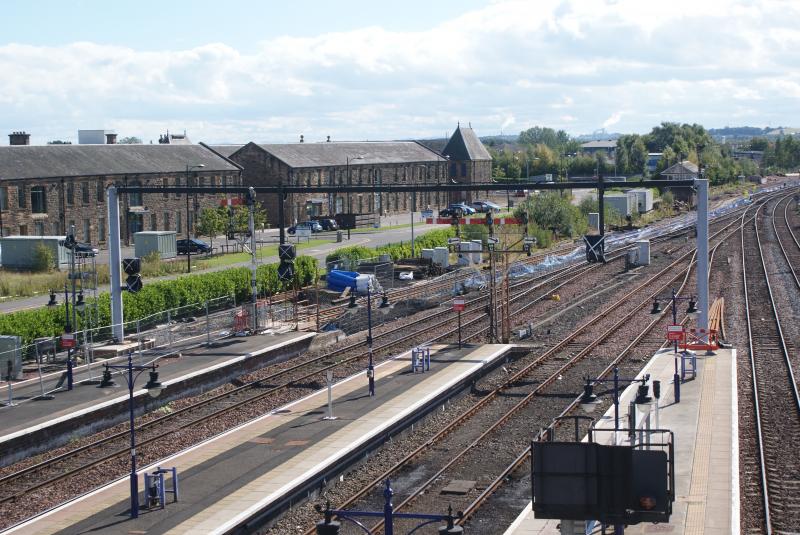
{"left": 0, "top": 255, "right": 319, "bottom": 347}
{"left": 325, "top": 228, "right": 456, "bottom": 265}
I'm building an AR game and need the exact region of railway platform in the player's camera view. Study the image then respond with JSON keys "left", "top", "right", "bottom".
{"left": 504, "top": 346, "right": 737, "bottom": 535}
{"left": 0, "top": 331, "right": 316, "bottom": 465}
{"left": 5, "top": 343, "right": 512, "bottom": 535}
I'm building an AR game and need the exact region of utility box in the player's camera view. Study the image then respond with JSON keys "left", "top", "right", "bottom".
{"left": 636, "top": 240, "right": 651, "bottom": 266}
{"left": 433, "top": 247, "right": 449, "bottom": 268}
{"left": 134, "top": 231, "right": 177, "bottom": 260}
{"left": 628, "top": 189, "right": 654, "bottom": 213}
{"left": 605, "top": 194, "right": 636, "bottom": 217}
{"left": 0, "top": 236, "right": 69, "bottom": 270}
{"left": 588, "top": 213, "right": 600, "bottom": 233}
{"left": 0, "top": 335, "right": 23, "bottom": 380}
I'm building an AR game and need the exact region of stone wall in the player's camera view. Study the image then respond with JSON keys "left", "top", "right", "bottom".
{"left": 230, "top": 146, "right": 450, "bottom": 227}
{"left": 0, "top": 170, "right": 242, "bottom": 245}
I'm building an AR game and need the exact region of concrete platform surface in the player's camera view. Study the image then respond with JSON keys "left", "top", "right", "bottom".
{"left": 0, "top": 331, "right": 315, "bottom": 462}
{"left": 504, "top": 347, "right": 737, "bottom": 535}
{"left": 6, "top": 343, "right": 512, "bottom": 535}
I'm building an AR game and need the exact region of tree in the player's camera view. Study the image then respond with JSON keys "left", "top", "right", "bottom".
{"left": 196, "top": 208, "right": 225, "bottom": 250}
{"left": 229, "top": 203, "right": 268, "bottom": 234}
{"left": 118, "top": 136, "right": 142, "bottom": 144}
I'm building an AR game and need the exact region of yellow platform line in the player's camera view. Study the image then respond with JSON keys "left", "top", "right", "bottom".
{"left": 684, "top": 355, "right": 717, "bottom": 535}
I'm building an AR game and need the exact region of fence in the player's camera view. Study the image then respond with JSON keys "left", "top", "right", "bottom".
{"left": 0, "top": 294, "right": 278, "bottom": 406}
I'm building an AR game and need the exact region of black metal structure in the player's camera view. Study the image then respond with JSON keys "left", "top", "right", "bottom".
{"left": 112, "top": 180, "right": 694, "bottom": 245}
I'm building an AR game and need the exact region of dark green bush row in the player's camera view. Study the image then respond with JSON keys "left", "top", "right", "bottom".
{"left": 0, "top": 255, "right": 318, "bottom": 347}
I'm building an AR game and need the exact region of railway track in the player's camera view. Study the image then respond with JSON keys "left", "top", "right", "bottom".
{"left": 740, "top": 194, "right": 800, "bottom": 534}
{"left": 0, "top": 196, "right": 763, "bottom": 531}
{"left": 299, "top": 204, "right": 749, "bottom": 535}
{"left": 456, "top": 195, "right": 755, "bottom": 532}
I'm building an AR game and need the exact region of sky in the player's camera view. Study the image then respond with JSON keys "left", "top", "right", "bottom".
{"left": 1, "top": 0, "right": 799, "bottom": 145}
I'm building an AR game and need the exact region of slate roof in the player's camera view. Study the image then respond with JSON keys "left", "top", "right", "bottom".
{"left": 442, "top": 125, "right": 491, "bottom": 161}
{"left": 662, "top": 160, "right": 699, "bottom": 177}
{"left": 253, "top": 141, "right": 444, "bottom": 169}
{"left": 581, "top": 140, "right": 617, "bottom": 149}
{"left": 206, "top": 144, "right": 246, "bottom": 158}
{"left": 0, "top": 144, "right": 240, "bottom": 181}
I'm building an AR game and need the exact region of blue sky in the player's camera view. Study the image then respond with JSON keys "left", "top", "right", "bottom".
{"left": 2, "top": 0, "right": 799, "bottom": 144}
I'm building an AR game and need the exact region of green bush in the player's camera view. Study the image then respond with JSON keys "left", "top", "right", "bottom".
{"left": 324, "top": 228, "right": 456, "bottom": 265}
{"left": 0, "top": 254, "right": 318, "bottom": 347}
{"left": 32, "top": 243, "right": 55, "bottom": 272}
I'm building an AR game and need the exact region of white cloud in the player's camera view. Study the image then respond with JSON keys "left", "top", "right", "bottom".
{"left": 1, "top": 0, "right": 799, "bottom": 143}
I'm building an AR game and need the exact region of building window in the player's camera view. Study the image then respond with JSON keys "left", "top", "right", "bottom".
{"left": 31, "top": 186, "right": 47, "bottom": 213}
{"left": 151, "top": 214, "right": 157, "bottom": 231}
{"left": 19, "top": 224, "right": 27, "bottom": 236}
{"left": 83, "top": 219, "right": 91, "bottom": 242}
{"left": 177, "top": 215, "right": 182, "bottom": 234}
{"left": 98, "top": 217, "right": 106, "bottom": 242}
{"left": 17, "top": 185, "right": 26, "bottom": 208}
{"left": 163, "top": 179, "right": 168, "bottom": 198}
{"left": 67, "top": 182, "right": 74, "bottom": 205}
{"left": 163, "top": 212, "right": 170, "bottom": 231}
{"left": 97, "top": 181, "right": 105, "bottom": 202}
{"left": 0, "top": 186, "right": 7, "bottom": 210}
{"left": 129, "top": 181, "right": 142, "bottom": 206}
{"left": 34, "top": 222, "right": 45, "bottom": 236}
{"left": 461, "top": 163, "right": 467, "bottom": 178}
{"left": 450, "top": 163, "right": 457, "bottom": 178}
{"left": 82, "top": 182, "right": 89, "bottom": 204}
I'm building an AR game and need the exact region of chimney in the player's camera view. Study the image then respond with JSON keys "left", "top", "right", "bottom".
{"left": 300, "top": 134, "right": 304, "bottom": 143}
{"left": 105, "top": 133, "right": 118, "bottom": 144}
{"left": 326, "top": 135, "right": 331, "bottom": 142}
{"left": 9, "top": 131, "right": 31, "bottom": 145}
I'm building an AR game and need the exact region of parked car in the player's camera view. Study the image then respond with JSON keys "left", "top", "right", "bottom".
{"left": 177, "top": 238, "right": 211, "bottom": 255}
{"left": 470, "top": 200, "right": 501, "bottom": 213}
{"left": 449, "top": 203, "right": 477, "bottom": 214}
{"left": 317, "top": 218, "right": 339, "bottom": 231}
{"left": 287, "top": 221, "right": 323, "bottom": 234}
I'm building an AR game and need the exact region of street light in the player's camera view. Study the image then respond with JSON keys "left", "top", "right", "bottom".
{"left": 650, "top": 289, "right": 701, "bottom": 403}
{"left": 185, "top": 164, "right": 205, "bottom": 273}
{"left": 579, "top": 367, "right": 651, "bottom": 438}
{"left": 99, "top": 351, "right": 163, "bottom": 519}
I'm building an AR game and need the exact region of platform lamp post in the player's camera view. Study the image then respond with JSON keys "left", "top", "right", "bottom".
{"left": 366, "top": 282, "right": 375, "bottom": 397}
{"left": 579, "top": 367, "right": 652, "bottom": 442}
{"left": 316, "top": 479, "right": 463, "bottom": 534}
{"left": 185, "top": 164, "right": 205, "bottom": 273}
{"left": 99, "top": 352, "right": 163, "bottom": 519}
{"left": 580, "top": 369, "right": 653, "bottom": 535}
{"left": 650, "top": 290, "right": 699, "bottom": 403}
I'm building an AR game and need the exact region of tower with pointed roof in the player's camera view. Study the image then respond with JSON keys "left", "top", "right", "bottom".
{"left": 442, "top": 124, "right": 492, "bottom": 203}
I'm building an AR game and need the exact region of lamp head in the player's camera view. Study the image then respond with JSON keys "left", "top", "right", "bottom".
{"left": 75, "top": 291, "right": 85, "bottom": 313}
{"left": 634, "top": 384, "right": 653, "bottom": 414}
{"left": 686, "top": 298, "right": 699, "bottom": 319}
{"left": 650, "top": 299, "right": 661, "bottom": 315}
{"left": 579, "top": 381, "right": 600, "bottom": 413}
{"left": 145, "top": 370, "right": 163, "bottom": 398}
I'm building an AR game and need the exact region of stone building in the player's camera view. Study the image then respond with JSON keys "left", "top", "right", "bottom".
{"left": 0, "top": 143, "right": 242, "bottom": 245}
{"left": 442, "top": 124, "right": 492, "bottom": 204}
{"left": 215, "top": 125, "right": 492, "bottom": 226}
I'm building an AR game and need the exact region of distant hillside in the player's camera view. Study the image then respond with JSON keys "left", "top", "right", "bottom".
{"left": 709, "top": 126, "right": 769, "bottom": 137}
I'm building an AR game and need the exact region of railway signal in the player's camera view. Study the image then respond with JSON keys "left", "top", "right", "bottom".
{"left": 122, "top": 258, "right": 143, "bottom": 293}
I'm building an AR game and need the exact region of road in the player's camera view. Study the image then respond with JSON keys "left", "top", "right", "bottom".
{"left": 0, "top": 212, "right": 448, "bottom": 314}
